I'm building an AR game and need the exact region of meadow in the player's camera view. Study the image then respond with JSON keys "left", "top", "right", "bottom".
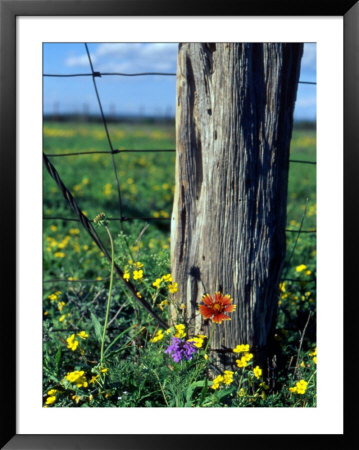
{"left": 43, "top": 120, "right": 316, "bottom": 407}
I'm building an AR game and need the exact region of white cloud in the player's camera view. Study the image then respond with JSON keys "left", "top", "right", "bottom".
{"left": 65, "top": 43, "right": 178, "bottom": 73}
{"left": 65, "top": 53, "right": 96, "bottom": 67}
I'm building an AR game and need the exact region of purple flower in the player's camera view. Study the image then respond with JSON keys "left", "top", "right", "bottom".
{"left": 164, "top": 337, "right": 197, "bottom": 363}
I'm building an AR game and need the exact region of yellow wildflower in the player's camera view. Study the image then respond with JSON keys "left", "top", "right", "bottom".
{"left": 162, "top": 274, "right": 173, "bottom": 283}
{"left": 90, "top": 375, "right": 99, "bottom": 385}
{"left": 47, "top": 389, "right": 57, "bottom": 396}
{"left": 187, "top": 336, "right": 204, "bottom": 348}
{"left": 45, "top": 395, "right": 57, "bottom": 405}
{"left": 57, "top": 301, "right": 66, "bottom": 312}
{"left": 290, "top": 379, "right": 308, "bottom": 395}
{"left": 54, "top": 252, "right": 65, "bottom": 258}
{"left": 211, "top": 375, "right": 224, "bottom": 390}
{"left": 238, "top": 388, "right": 246, "bottom": 397}
{"left": 66, "top": 334, "right": 79, "bottom": 351}
{"left": 103, "top": 183, "right": 113, "bottom": 196}
{"left": 72, "top": 395, "right": 81, "bottom": 404}
{"left": 233, "top": 344, "right": 250, "bottom": 353}
{"left": 174, "top": 324, "right": 186, "bottom": 338}
{"left": 123, "top": 272, "right": 130, "bottom": 282}
{"left": 152, "top": 278, "right": 162, "bottom": 289}
{"left": 253, "top": 365, "right": 262, "bottom": 379}
{"left": 243, "top": 352, "right": 253, "bottom": 362}
{"left": 65, "top": 370, "right": 88, "bottom": 388}
{"left": 59, "top": 313, "right": 70, "bottom": 322}
{"left": 150, "top": 329, "right": 164, "bottom": 343}
{"left": 236, "top": 357, "right": 248, "bottom": 368}
{"left": 157, "top": 300, "right": 168, "bottom": 311}
{"left": 168, "top": 282, "right": 178, "bottom": 294}
{"left": 133, "top": 270, "right": 143, "bottom": 280}
{"left": 77, "top": 331, "right": 89, "bottom": 339}
{"left": 223, "top": 370, "right": 234, "bottom": 385}
{"left": 296, "top": 264, "right": 307, "bottom": 272}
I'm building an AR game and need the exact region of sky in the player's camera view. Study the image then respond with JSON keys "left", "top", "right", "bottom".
{"left": 43, "top": 43, "right": 316, "bottom": 121}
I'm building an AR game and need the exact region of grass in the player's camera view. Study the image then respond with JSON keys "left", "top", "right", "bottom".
{"left": 43, "top": 120, "right": 316, "bottom": 408}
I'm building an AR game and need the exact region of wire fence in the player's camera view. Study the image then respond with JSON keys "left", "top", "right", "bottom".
{"left": 43, "top": 43, "right": 317, "bottom": 310}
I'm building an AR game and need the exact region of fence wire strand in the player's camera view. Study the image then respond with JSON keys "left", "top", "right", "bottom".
{"left": 43, "top": 71, "right": 316, "bottom": 85}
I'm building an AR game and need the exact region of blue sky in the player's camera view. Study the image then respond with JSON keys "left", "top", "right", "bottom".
{"left": 43, "top": 43, "right": 316, "bottom": 120}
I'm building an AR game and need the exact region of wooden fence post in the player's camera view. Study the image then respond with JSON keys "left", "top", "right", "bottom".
{"left": 171, "top": 43, "right": 303, "bottom": 369}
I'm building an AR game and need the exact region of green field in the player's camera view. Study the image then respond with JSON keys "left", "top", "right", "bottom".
{"left": 43, "top": 121, "right": 316, "bottom": 408}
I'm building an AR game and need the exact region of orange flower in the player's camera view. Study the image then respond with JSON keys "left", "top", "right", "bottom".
{"left": 199, "top": 292, "right": 236, "bottom": 324}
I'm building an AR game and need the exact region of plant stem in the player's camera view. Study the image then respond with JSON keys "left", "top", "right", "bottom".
{"left": 307, "top": 369, "right": 317, "bottom": 385}
{"left": 152, "top": 369, "right": 169, "bottom": 407}
{"left": 204, "top": 322, "right": 216, "bottom": 355}
{"left": 100, "top": 225, "right": 115, "bottom": 368}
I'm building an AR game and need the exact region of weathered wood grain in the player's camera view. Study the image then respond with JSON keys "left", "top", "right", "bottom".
{"left": 171, "top": 43, "right": 303, "bottom": 367}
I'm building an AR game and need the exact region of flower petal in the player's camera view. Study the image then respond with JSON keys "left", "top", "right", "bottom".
{"left": 224, "top": 304, "right": 236, "bottom": 312}
{"left": 202, "top": 294, "right": 214, "bottom": 306}
{"left": 221, "top": 294, "right": 233, "bottom": 305}
{"left": 199, "top": 305, "right": 213, "bottom": 319}
{"left": 212, "top": 313, "right": 231, "bottom": 323}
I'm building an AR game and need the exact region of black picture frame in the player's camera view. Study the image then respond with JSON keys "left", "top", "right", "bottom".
{"left": 1, "top": 0, "right": 357, "bottom": 448}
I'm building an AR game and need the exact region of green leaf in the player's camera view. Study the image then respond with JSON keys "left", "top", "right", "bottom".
{"left": 104, "top": 327, "right": 145, "bottom": 358}
{"left": 214, "top": 385, "right": 236, "bottom": 401}
{"left": 198, "top": 378, "right": 208, "bottom": 407}
{"left": 103, "top": 324, "right": 138, "bottom": 356}
{"left": 43, "top": 366, "right": 59, "bottom": 383}
{"left": 91, "top": 312, "right": 103, "bottom": 344}
{"left": 55, "top": 347, "right": 62, "bottom": 373}
{"left": 185, "top": 380, "right": 206, "bottom": 407}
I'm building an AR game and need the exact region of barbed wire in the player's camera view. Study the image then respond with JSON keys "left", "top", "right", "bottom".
{"left": 42, "top": 214, "right": 316, "bottom": 234}
{"left": 44, "top": 149, "right": 175, "bottom": 157}
{"left": 43, "top": 71, "right": 316, "bottom": 85}
{"left": 44, "top": 149, "right": 316, "bottom": 166}
{"left": 45, "top": 152, "right": 316, "bottom": 164}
